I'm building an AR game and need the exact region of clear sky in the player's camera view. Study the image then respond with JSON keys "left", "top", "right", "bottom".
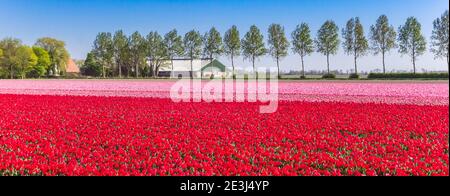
{"left": 1, "top": 0, "right": 448, "bottom": 72}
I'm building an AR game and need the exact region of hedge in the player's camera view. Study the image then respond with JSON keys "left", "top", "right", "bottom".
{"left": 322, "top": 73, "right": 336, "bottom": 79}
{"left": 368, "top": 72, "right": 449, "bottom": 79}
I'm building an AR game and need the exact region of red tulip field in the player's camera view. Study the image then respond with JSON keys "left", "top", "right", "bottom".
{"left": 0, "top": 80, "right": 448, "bottom": 176}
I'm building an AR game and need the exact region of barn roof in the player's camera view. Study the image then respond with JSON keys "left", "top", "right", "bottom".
{"left": 159, "top": 59, "right": 229, "bottom": 72}
{"left": 201, "top": 59, "right": 229, "bottom": 72}
{"left": 66, "top": 59, "right": 80, "bottom": 73}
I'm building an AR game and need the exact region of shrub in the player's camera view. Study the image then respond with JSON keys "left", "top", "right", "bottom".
{"left": 26, "top": 70, "right": 41, "bottom": 78}
{"left": 349, "top": 73, "right": 360, "bottom": 79}
{"left": 322, "top": 73, "right": 336, "bottom": 79}
{"left": 0, "top": 68, "right": 9, "bottom": 79}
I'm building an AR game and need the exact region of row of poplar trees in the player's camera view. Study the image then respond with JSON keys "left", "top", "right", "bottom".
{"left": 85, "top": 11, "right": 448, "bottom": 78}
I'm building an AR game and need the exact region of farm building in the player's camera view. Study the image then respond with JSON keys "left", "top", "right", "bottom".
{"left": 157, "top": 59, "right": 231, "bottom": 78}
{"left": 48, "top": 58, "right": 80, "bottom": 77}
{"left": 65, "top": 58, "right": 80, "bottom": 77}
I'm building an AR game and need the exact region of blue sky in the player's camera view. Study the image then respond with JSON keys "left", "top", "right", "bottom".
{"left": 1, "top": 0, "right": 448, "bottom": 72}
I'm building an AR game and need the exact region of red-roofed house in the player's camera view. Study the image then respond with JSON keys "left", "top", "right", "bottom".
{"left": 66, "top": 58, "right": 80, "bottom": 76}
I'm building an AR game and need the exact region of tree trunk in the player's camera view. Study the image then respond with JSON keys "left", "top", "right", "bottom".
{"left": 252, "top": 56, "right": 255, "bottom": 73}
{"left": 103, "top": 65, "right": 106, "bottom": 78}
{"left": 153, "top": 63, "right": 157, "bottom": 78}
{"left": 136, "top": 62, "right": 139, "bottom": 78}
{"left": 252, "top": 56, "right": 256, "bottom": 79}
{"left": 119, "top": 64, "right": 122, "bottom": 78}
{"left": 276, "top": 57, "right": 280, "bottom": 79}
{"left": 53, "top": 64, "right": 57, "bottom": 76}
{"left": 155, "top": 65, "right": 159, "bottom": 78}
{"left": 412, "top": 48, "right": 416, "bottom": 74}
{"left": 190, "top": 59, "right": 193, "bottom": 79}
{"left": 10, "top": 64, "right": 13, "bottom": 79}
{"left": 147, "top": 62, "right": 153, "bottom": 78}
{"left": 301, "top": 55, "right": 305, "bottom": 78}
{"left": 447, "top": 53, "right": 449, "bottom": 72}
{"left": 171, "top": 59, "right": 174, "bottom": 78}
{"left": 354, "top": 53, "right": 358, "bottom": 75}
{"left": 326, "top": 53, "right": 330, "bottom": 74}
{"left": 382, "top": 51, "right": 386, "bottom": 74}
{"left": 231, "top": 53, "right": 235, "bottom": 79}
{"left": 210, "top": 55, "right": 213, "bottom": 79}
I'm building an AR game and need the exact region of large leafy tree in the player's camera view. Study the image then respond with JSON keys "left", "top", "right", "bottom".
{"left": 113, "top": 30, "right": 130, "bottom": 77}
{"left": 268, "top": 24, "right": 289, "bottom": 79}
{"left": 183, "top": 30, "right": 202, "bottom": 79}
{"left": 129, "top": 31, "right": 147, "bottom": 77}
{"left": 146, "top": 31, "right": 168, "bottom": 78}
{"left": 0, "top": 48, "right": 2, "bottom": 77}
{"left": 93, "top": 32, "right": 114, "bottom": 78}
{"left": 164, "top": 29, "right": 184, "bottom": 78}
{"left": 203, "top": 27, "right": 223, "bottom": 77}
{"left": 0, "top": 49, "right": 2, "bottom": 75}
{"left": 0, "top": 38, "right": 22, "bottom": 78}
{"left": 81, "top": 52, "right": 102, "bottom": 77}
{"left": 315, "top": 20, "right": 340, "bottom": 74}
{"left": 398, "top": 17, "right": 427, "bottom": 74}
{"left": 342, "top": 17, "right": 369, "bottom": 75}
{"left": 241, "top": 25, "right": 266, "bottom": 77}
{"left": 431, "top": 10, "right": 449, "bottom": 70}
{"left": 15, "top": 46, "right": 38, "bottom": 79}
{"left": 0, "top": 49, "right": 2, "bottom": 73}
{"left": 35, "top": 37, "right": 69, "bottom": 76}
{"left": 31, "top": 46, "right": 51, "bottom": 78}
{"left": 369, "top": 15, "right": 397, "bottom": 73}
{"left": 292, "top": 23, "right": 314, "bottom": 78}
{"left": 223, "top": 25, "right": 241, "bottom": 78}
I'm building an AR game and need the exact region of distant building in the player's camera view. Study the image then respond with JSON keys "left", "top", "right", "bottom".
{"left": 157, "top": 59, "right": 231, "bottom": 78}
{"left": 48, "top": 58, "right": 80, "bottom": 77}
{"left": 66, "top": 58, "right": 80, "bottom": 76}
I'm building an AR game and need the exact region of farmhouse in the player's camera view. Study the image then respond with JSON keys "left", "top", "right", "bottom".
{"left": 65, "top": 58, "right": 80, "bottom": 76}
{"left": 48, "top": 58, "right": 80, "bottom": 77}
{"left": 157, "top": 59, "right": 231, "bottom": 78}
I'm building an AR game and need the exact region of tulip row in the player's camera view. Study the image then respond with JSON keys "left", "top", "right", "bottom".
{"left": 0, "top": 80, "right": 448, "bottom": 105}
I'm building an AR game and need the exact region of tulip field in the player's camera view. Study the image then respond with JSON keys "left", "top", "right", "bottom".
{"left": 0, "top": 80, "right": 448, "bottom": 176}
